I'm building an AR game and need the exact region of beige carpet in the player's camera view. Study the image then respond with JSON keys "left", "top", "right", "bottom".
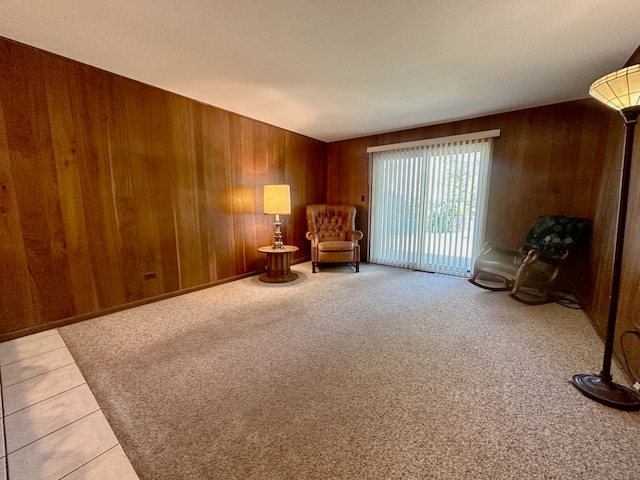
{"left": 59, "top": 262, "right": 640, "bottom": 479}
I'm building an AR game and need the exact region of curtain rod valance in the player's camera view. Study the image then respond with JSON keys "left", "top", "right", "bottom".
{"left": 366, "top": 129, "right": 500, "bottom": 153}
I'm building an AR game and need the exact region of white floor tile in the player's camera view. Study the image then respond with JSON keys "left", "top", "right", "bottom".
{"left": 62, "top": 445, "right": 140, "bottom": 480}
{"left": 5, "top": 384, "right": 100, "bottom": 454}
{"left": 1, "top": 347, "right": 75, "bottom": 386}
{"left": 0, "top": 330, "right": 66, "bottom": 366}
{"left": 1, "top": 329, "right": 138, "bottom": 480}
{"left": 2, "top": 363, "right": 86, "bottom": 415}
{"left": 8, "top": 411, "right": 119, "bottom": 480}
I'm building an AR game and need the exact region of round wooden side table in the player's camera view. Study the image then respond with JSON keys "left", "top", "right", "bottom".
{"left": 257, "top": 245, "right": 299, "bottom": 283}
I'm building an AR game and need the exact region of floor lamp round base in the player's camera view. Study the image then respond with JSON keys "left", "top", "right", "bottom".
{"left": 572, "top": 374, "right": 640, "bottom": 410}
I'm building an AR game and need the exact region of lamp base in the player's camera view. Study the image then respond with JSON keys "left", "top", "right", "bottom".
{"left": 572, "top": 374, "right": 640, "bottom": 410}
{"left": 272, "top": 216, "right": 284, "bottom": 249}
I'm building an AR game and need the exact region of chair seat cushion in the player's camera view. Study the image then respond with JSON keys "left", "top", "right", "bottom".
{"left": 318, "top": 241, "right": 354, "bottom": 252}
{"left": 475, "top": 250, "right": 521, "bottom": 277}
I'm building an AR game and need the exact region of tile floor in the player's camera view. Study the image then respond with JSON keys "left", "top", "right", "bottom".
{"left": 0, "top": 329, "right": 139, "bottom": 480}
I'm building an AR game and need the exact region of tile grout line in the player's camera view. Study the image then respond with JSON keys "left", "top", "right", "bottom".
{"left": 0, "top": 360, "right": 79, "bottom": 389}
{"left": 0, "top": 345, "right": 71, "bottom": 369}
{"left": 1, "top": 366, "right": 9, "bottom": 480}
{"left": 5, "top": 408, "right": 107, "bottom": 456}
{"left": 2, "top": 382, "right": 89, "bottom": 419}
{"left": 58, "top": 444, "right": 122, "bottom": 480}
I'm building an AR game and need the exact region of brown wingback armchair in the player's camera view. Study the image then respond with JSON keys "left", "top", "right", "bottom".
{"left": 306, "top": 204, "right": 363, "bottom": 273}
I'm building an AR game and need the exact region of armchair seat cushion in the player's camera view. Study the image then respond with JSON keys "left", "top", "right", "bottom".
{"left": 318, "top": 241, "right": 355, "bottom": 252}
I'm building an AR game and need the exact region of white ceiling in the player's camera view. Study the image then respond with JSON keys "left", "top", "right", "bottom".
{"left": 1, "top": 0, "right": 639, "bottom": 142}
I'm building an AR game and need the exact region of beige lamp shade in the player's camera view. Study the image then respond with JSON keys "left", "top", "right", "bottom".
{"left": 263, "top": 184, "right": 291, "bottom": 215}
{"left": 589, "top": 64, "right": 640, "bottom": 111}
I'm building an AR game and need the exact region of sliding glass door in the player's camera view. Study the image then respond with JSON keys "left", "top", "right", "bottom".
{"left": 369, "top": 134, "right": 493, "bottom": 277}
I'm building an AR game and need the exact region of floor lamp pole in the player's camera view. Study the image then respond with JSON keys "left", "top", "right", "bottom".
{"left": 572, "top": 107, "right": 640, "bottom": 410}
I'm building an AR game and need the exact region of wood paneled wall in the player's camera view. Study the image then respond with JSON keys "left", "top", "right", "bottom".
{"left": 326, "top": 101, "right": 640, "bottom": 379}
{"left": 327, "top": 101, "right": 622, "bottom": 268}
{"left": 0, "top": 37, "right": 326, "bottom": 339}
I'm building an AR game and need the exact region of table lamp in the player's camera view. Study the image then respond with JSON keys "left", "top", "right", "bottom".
{"left": 263, "top": 184, "right": 291, "bottom": 249}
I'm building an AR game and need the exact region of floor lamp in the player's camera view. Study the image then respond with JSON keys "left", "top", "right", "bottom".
{"left": 572, "top": 65, "right": 640, "bottom": 410}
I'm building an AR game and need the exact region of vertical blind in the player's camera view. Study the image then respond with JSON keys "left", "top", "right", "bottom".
{"left": 368, "top": 133, "right": 495, "bottom": 277}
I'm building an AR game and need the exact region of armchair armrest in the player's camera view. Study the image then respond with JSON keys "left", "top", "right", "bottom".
{"left": 306, "top": 231, "right": 320, "bottom": 246}
{"left": 519, "top": 249, "right": 539, "bottom": 269}
{"left": 348, "top": 230, "right": 364, "bottom": 244}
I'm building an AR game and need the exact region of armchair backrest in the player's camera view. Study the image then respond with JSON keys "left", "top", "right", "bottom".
{"left": 522, "top": 215, "right": 589, "bottom": 259}
{"left": 306, "top": 204, "right": 357, "bottom": 241}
